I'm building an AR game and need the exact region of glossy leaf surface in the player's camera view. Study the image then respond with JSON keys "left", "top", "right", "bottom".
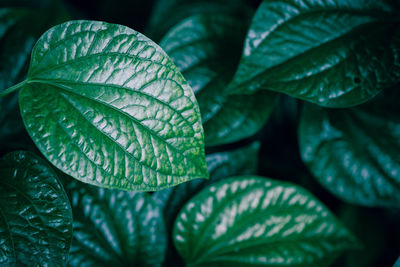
{"left": 160, "top": 15, "right": 276, "bottom": 146}
{"left": 19, "top": 20, "right": 208, "bottom": 191}
{"left": 154, "top": 142, "right": 260, "bottom": 229}
{"left": 299, "top": 88, "right": 400, "bottom": 207}
{"left": 65, "top": 180, "right": 166, "bottom": 266}
{"left": 229, "top": 0, "right": 400, "bottom": 107}
{"left": 0, "top": 151, "right": 73, "bottom": 266}
{"left": 154, "top": 142, "right": 260, "bottom": 266}
{"left": 174, "top": 176, "right": 359, "bottom": 266}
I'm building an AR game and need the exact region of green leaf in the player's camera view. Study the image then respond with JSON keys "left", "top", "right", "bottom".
{"left": 203, "top": 92, "right": 276, "bottom": 146}
{"left": 0, "top": 151, "right": 73, "bottom": 266}
{"left": 155, "top": 141, "right": 260, "bottom": 228}
{"left": 160, "top": 14, "right": 276, "bottom": 146}
{"left": 146, "top": 0, "right": 252, "bottom": 41}
{"left": 65, "top": 180, "right": 166, "bottom": 266}
{"left": 298, "top": 87, "right": 400, "bottom": 207}
{"left": 18, "top": 20, "right": 208, "bottom": 191}
{"left": 155, "top": 142, "right": 260, "bottom": 266}
{"left": 229, "top": 0, "right": 400, "bottom": 107}
{"left": 173, "top": 176, "right": 359, "bottom": 266}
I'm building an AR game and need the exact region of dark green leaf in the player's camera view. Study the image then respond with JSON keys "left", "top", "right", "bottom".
{"left": 203, "top": 92, "right": 276, "bottom": 145}
{"left": 65, "top": 180, "right": 166, "bottom": 266}
{"left": 19, "top": 20, "right": 208, "bottom": 191}
{"left": 174, "top": 176, "right": 359, "bottom": 266}
{"left": 154, "top": 141, "right": 261, "bottom": 228}
{"left": 160, "top": 14, "right": 276, "bottom": 146}
{"left": 146, "top": 0, "right": 252, "bottom": 41}
{"left": 0, "top": 8, "right": 30, "bottom": 91}
{"left": 229, "top": 0, "right": 400, "bottom": 107}
{"left": 154, "top": 142, "right": 260, "bottom": 266}
{"left": 299, "top": 87, "right": 400, "bottom": 207}
{"left": 0, "top": 7, "right": 67, "bottom": 155}
{"left": 0, "top": 7, "right": 68, "bottom": 90}
{"left": 0, "top": 151, "right": 73, "bottom": 266}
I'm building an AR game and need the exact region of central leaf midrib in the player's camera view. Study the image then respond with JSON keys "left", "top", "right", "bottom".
{"left": 43, "top": 78, "right": 196, "bottom": 134}
{"left": 24, "top": 85, "right": 190, "bottom": 189}
{"left": 233, "top": 14, "right": 394, "bottom": 91}
{"left": 58, "top": 92, "right": 189, "bottom": 180}
{"left": 28, "top": 79, "right": 200, "bottom": 175}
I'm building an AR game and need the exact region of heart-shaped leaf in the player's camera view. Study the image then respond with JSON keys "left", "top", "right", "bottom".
{"left": 229, "top": 0, "right": 400, "bottom": 107}
{"left": 18, "top": 20, "right": 208, "bottom": 191}
{"left": 65, "top": 180, "right": 166, "bottom": 266}
{"left": 0, "top": 151, "right": 73, "bottom": 266}
{"left": 299, "top": 87, "right": 400, "bottom": 207}
{"left": 173, "top": 176, "right": 359, "bottom": 266}
{"left": 160, "top": 14, "right": 276, "bottom": 146}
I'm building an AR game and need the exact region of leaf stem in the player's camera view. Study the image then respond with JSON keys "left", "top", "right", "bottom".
{"left": 0, "top": 80, "right": 27, "bottom": 97}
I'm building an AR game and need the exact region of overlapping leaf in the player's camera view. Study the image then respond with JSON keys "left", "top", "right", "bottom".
{"left": 154, "top": 142, "right": 260, "bottom": 266}
{"left": 0, "top": 151, "right": 73, "bottom": 266}
{"left": 299, "top": 87, "right": 400, "bottom": 207}
{"left": 19, "top": 20, "right": 208, "bottom": 191}
{"left": 154, "top": 141, "right": 260, "bottom": 229}
{"left": 229, "top": 0, "right": 400, "bottom": 107}
{"left": 65, "top": 180, "right": 166, "bottom": 266}
{"left": 146, "top": 0, "right": 251, "bottom": 41}
{"left": 160, "top": 15, "right": 276, "bottom": 146}
{"left": 174, "top": 176, "right": 359, "bottom": 266}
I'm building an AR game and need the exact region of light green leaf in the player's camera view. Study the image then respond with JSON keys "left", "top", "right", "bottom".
{"left": 65, "top": 180, "right": 166, "bottom": 266}
{"left": 173, "top": 176, "right": 359, "bottom": 266}
{"left": 18, "top": 20, "right": 208, "bottom": 191}
{"left": 229, "top": 0, "right": 400, "bottom": 107}
{"left": 0, "top": 151, "right": 73, "bottom": 266}
{"left": 299, "top": 87, "right": 400, "bottom": 207}
{"left": 160, "top": 14, "right": 276, "bottom": 146}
